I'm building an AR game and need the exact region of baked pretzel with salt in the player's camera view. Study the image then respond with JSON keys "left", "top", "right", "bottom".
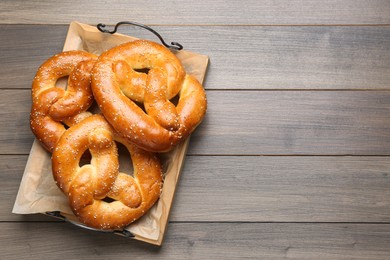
{"left": 92, "top": 40, "right": 207, "bottom": 152}
{"left": 52, "top": 114, "right": 163, "bottom": 230}
{"left": 30, "top": 51, "right": 97, "bottom": 152}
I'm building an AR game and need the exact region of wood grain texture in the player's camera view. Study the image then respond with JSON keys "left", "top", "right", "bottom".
{"left": 0, "top": 155, "right": 58, "bottom": 222}
{"left": 3, "top": 89, "right": 390, "bottom": 155}
{"left": 5, "top": 155, "right": 390, "bottom": 222}
{"left": 1, "top": 0, "right": 389, "bottom": 25}
{"left": 0, "top": 90, "right": 33, "bottom": 154}
{"left": 172, "top": 156, "right": 390, "bottom": 222}
{"left": 0, "top": 155, "right": 28, "bottom": 220}
{"left": 1, "top": 25, "right": 390, "bottom": 90}
{"left": 1, "top": 222, "right": 390, "bottom": 259}
{"left": 2, "top": 1, "right": 390, "bottom": 255}
{"left": 190, "top": 90, "right": 390, "bottom": 155}
{"left": 0, "top": 25, "right": 67, "bottom": 89}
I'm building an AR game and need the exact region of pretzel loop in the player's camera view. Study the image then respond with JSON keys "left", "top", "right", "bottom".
{"left": 30, "top": 51, "right": 97, "bottom": 152}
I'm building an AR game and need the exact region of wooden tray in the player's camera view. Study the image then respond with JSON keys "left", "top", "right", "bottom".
{"left": 12, "top": 21, "right": 209, "bottom": 246}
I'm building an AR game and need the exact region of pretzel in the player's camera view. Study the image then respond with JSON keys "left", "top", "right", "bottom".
{"left": 92, "top": 40, "right": 207, "bottom": 152}
{"left": 30, "top": 51, "right": 97, "bottom": 152}
{"left": 52, "top": 114, "right": 163, "bottom": 230}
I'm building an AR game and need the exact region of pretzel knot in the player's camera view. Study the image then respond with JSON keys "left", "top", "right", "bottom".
{"left": 92, "top": 40, "right": 207, "bottom": 152}
{"left": 30, "top": 51, "right": 98, "bottom": 152}
{"left": 52, "top": 114, "right": 163, "bottom": 230}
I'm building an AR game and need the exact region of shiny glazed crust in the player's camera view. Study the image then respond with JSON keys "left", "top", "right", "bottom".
{"left": 30, "top": 51, "right": 97, "bottom": 152}
{"left": 51, "top": 114, "right": 163, "bottom": 230}
{"left": 92, "top": 40, "right": 207, "bottom": 152}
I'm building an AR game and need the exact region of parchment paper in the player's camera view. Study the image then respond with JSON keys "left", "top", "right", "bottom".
{"left": 12, "top": 21, "right": 209, "bottom": 246}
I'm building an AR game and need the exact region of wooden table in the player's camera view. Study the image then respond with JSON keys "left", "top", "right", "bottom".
{"left": 1, "top": 1, "right": 390, "bottom": 259}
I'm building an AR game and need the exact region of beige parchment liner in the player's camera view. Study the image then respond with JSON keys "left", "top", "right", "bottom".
{"left": 12, "top": 21, "right": 209, "bottom": 246}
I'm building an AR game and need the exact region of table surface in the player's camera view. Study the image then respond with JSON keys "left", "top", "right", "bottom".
{"left": 1, "top": 1, "right": 390, "bottom": 259}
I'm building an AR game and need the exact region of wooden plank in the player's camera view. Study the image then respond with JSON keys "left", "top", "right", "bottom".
{"left": 1, "top": 25, "right": 390, "bottom": 90}
{"left": 171, "top": 156, "right": 390, "bottom": 222}
{"left": 5, "top": 155, "right": 390, "bottom": 223}
{"left": 189, "top": 90, "right": 390, "bottom": 155}
{"left": 1, "top": 155, "right": 27, "bottom": 221}
{"left": 0, "top": 25, "right": 67, "bottom": 89}
{"left": 3, "top": 89, "right": 390, "bottom": 155}
{"left": 0, "top": 155, "right": 56, "bottom": 222}
{"left": 1, "top": 222, "right": 390, "bottom": 259}
{"left": 0, "top": 90, "right": 33, "bottom": 154}
{"left": 202, "top": 26, "right": 390, "bottom": 90}
{"left": 1, "top": 0, "right": 389, "bottom": 25}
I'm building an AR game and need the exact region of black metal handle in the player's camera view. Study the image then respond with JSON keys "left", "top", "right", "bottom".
{"left": 97, "top": 21, "right": 183, "bottom": 51}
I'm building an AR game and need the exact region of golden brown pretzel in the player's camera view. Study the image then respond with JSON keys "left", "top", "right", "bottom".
{"left": 52, "top": 114, "right": 163, "bottom": 230}
{"left": 92, "top": 40, "right": 207, "bottom": 152}
{"left": 30, "top": 51, "right": 97, "bottom": 152}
